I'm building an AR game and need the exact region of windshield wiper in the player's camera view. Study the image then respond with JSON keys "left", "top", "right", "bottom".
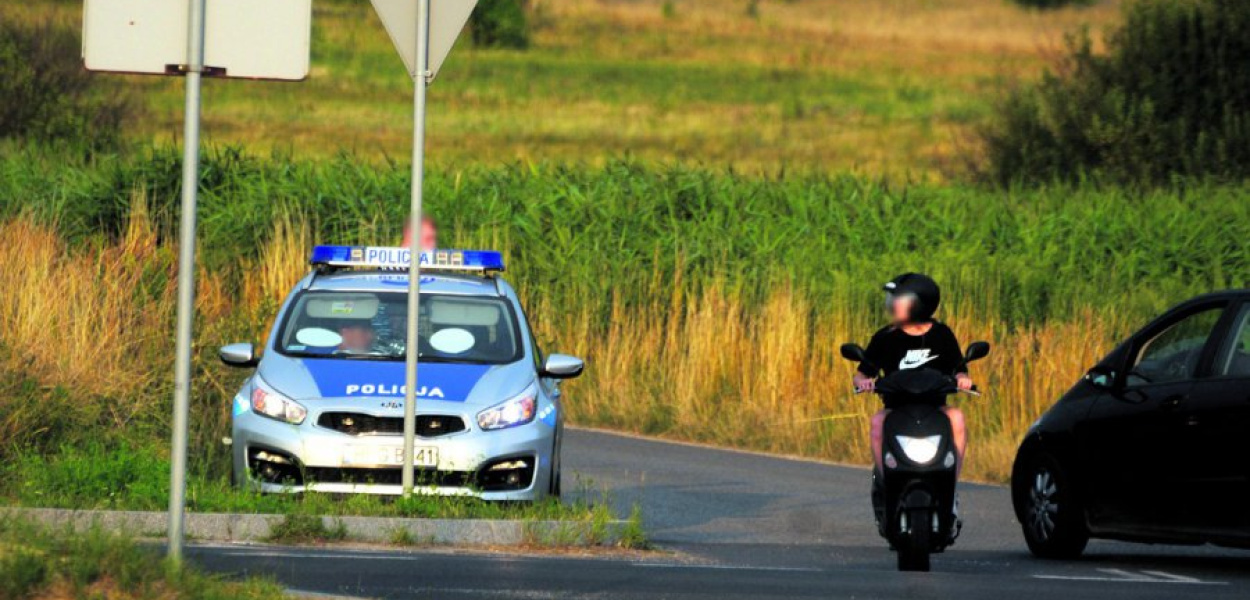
{"left": 337, "top": 354, "right": 404, "bottom": 361}
{"left": 415, "top": 354, "right": 489, "bottom": 365}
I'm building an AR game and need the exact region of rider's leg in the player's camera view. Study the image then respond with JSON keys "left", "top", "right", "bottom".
{"left": 941, "top": 405, "right": 967, "bottom": 477}
{"left": 870, "top": 409, "right": 889, "bottom": 472}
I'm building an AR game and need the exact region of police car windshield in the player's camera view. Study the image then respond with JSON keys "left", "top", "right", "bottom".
{"left": 278, "top": 291, "right": 521, "bottom": 364}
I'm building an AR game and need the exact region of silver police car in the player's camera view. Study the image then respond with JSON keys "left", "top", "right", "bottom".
{"left": 218, "top": 247, "right": 583, "bottom": 501}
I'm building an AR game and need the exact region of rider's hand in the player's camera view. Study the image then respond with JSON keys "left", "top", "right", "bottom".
{"left": 956, "top": 373, "right": 973, "bottom": 391}
{"left": 853, "top": 373, "right": 876, "bottom": 393}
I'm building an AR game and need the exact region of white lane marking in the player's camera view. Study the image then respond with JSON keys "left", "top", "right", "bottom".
{"left": 220, "top": 550, "right": 421, "bottom": 561}
{"left": 1033, "top": 568, "right": 1226, "bottom": 586}
{"left": 633, "top": 563, "right": 821, "bottom": 573}
{"left": 285, "top": 589, "right": 370, "bottom": 600}
{"left": 1141, "top": 570, "right": 1204, "bottom": 583}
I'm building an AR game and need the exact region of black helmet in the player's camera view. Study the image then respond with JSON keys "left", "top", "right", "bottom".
{"left": 883, "top": 273, "right": 941, "bottom": 322}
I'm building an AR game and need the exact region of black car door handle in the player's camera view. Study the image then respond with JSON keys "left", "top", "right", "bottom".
{"left": 1160, "top": 395, "right": 1186, "bottom": 410}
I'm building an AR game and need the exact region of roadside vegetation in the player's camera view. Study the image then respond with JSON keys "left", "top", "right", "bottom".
{"left": 0, "top": 155, "right": 1243, "bottom": 485}
{"left": 0, "top": 517, "right": 281, "bottom": 600}
{"left": 980, "top": 0, "right": 1250, "bottom": 185}
{"left": 0, "top": 9, "right": 133, "bottom": 149}
{"left": 0, "top": 0, "right": 1245, "bottom": 503}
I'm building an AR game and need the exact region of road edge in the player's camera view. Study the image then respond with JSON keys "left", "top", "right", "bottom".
{"left": 3, "top": 507, "right": 633, "bottom": 547}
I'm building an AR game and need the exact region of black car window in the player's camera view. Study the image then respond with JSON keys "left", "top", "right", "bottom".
{"left": 1127, "top": 307, "right": 1223, "bottom": 386}
{"left": 1215, "top": 305, "right": 1250, "bottom": 378}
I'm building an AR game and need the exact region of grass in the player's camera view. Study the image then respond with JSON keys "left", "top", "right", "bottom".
{"left": 0, "top": 151, "right": 1244, "bottom": 485}
{"left": 2, "top": 439, "right": 623, "bottom": 524}
{"left": 266, "top": 514, "right": 348, "bottom": 544}
{"left": 8, "top": 0, "right": 1125, "bottom": 178}
{"left": 0, "top": 516, "right": 283, "bottom": 599}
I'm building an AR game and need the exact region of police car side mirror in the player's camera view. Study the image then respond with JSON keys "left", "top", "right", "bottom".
{"left": 220, "top": 343, "right": 259, "bottom": 368}
{"left": 541, "top": 354, "right": 584, "bottom": 379}
{"left": 964, "top": 341, "right": 990, "bottom": 364}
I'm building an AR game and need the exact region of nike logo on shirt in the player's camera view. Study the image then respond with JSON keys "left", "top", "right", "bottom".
{"left": 899, "top": 349, "right": 939, "bottom": 370}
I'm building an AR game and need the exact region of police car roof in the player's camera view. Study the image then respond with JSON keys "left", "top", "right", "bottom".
{"left": 306, "top": 270, "right": 503, "bottom": 296}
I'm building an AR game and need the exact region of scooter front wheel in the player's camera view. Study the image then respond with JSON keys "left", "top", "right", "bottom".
{"left": 897, "top": 508, "right": 932, "bottom": 572}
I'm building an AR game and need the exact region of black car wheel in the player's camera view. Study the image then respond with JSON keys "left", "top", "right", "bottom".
{"left": 1017, "top": 453, "right": 1089, "bottom": 559}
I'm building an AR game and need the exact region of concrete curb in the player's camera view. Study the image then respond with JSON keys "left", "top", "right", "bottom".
{"left": 3, "top": 507, "right": 629, "bottom": 547}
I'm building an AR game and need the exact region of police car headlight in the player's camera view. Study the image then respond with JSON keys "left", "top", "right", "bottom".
{"left": 251, "top": 380, "right": 307, "bottom": 425}
{"left": 896, "top": 435, "right": 942, "bottom": 465}
{"left": 477, "top": 385, "right": 537, "bottom": 431}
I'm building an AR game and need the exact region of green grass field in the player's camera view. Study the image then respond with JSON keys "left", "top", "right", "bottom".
{"left": 0, "top": 0, "right": 1245, "bottom": 498}
{"left": 15, "top": 0, "right": 1123, "bottom": 177}
{"left": 0, "top": 149, "right": 1245, "bottom": 486}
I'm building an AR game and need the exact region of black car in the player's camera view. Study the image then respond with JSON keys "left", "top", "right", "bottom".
{"left": 1012, "top": 290, "right": 1250, "bottom": 558}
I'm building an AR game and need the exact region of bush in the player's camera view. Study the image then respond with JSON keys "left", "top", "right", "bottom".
{"left": 979, "top": 0, "right": 1250, "bottom": 186}
{"left": 470, "top": 0, "right": 530, "bottom": 49}
{"left": 0, "top": 14, "right": 134, "bottom": 149}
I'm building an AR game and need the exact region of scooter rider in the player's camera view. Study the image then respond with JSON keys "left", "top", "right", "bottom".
{"left": 852, "top": 273, "right": 973, "bottom": 531}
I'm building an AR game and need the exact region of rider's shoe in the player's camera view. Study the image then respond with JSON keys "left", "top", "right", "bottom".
{"left": 948, "top": 494, "right": 962, "bottom": 545}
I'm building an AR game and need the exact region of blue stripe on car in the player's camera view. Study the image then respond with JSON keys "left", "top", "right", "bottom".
{"left": 301, "top": 359, "right": 489, "bottom": 402}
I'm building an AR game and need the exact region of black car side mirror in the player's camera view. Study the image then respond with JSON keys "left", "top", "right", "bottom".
{"left": 1085, "top": 367, "right": 1116, "bottom": 389}
{"left": 841, "top": 343, "right": 868, "bottom": 363}
{"left": 964, "top": 341, "right": 990, "bottom": 364}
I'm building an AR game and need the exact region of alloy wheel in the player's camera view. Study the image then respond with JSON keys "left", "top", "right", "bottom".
{"left": 1028, "top": 468, "right": 1059, "bottom": 542}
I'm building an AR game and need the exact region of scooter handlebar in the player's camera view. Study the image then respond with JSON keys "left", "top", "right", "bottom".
{"left": 851, "top": 385, "right": 981, "bottom": 396}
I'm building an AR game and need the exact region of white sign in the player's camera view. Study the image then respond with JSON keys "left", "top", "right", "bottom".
{"left": 371, "top": 0, "right": 477, "bottom": 82}
{"left": 83, "top": 0, "right": 312, "bottom": 80}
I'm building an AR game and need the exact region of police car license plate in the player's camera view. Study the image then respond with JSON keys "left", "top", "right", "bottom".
{"left": 344, "top": 445, "right": 438, "bottom": 468}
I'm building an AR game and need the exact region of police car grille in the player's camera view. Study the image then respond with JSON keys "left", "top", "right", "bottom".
{"left": 317, "top": 413, "right": 466, "bottom": 437}
{"left": 304, "top": 467, "right": 470, "bottom": 487}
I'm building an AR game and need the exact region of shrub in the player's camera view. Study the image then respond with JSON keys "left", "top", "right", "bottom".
{"left": 979, "top": 0, "right": 1250, "bottom": 186}
{"left": 0, "top": 13, "right": 133, "bottom": 149}
{"left": 470, "top": 0, "right": 530, "bottom": 49}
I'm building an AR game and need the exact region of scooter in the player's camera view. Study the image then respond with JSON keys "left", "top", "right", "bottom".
{"left": 840, "top": 341, "right": 990, "bottom": 572}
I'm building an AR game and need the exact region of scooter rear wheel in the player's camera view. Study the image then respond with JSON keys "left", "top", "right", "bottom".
{"left": 897, "top": 508, "right": 932, "bottom": 572}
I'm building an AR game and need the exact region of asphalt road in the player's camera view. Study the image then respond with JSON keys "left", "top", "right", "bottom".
{"left": 189, "top": 428, "right": 1250, "bottom": 599}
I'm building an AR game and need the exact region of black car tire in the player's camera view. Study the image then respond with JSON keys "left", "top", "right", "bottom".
{"left": 550, "top": 465, "right": 562, "bottom": 498}
{"left": 549, "top": 434, "right": 562, "bottom": 498}
{"left": 1016, "top": 452, "right": 1089, "bottom": 559}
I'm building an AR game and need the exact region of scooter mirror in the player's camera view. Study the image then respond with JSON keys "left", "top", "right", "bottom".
{"left": 840, "top": 343, "right": 868, "bottom": 363}
{"left": 964, "top": 341, "right": 990, "bottom": 363}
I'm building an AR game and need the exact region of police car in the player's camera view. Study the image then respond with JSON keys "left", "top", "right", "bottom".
{"left": 218, "top": 246, "right": 583, "bottom": 500}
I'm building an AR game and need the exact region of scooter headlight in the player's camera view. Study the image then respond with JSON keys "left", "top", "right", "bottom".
{"left": 895, "top": 435, "right": 942, "bottom": 465}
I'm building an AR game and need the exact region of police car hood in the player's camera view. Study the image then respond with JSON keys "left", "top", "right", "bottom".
{"left": 257, "top": 353, "right": 533, "bottom": 408}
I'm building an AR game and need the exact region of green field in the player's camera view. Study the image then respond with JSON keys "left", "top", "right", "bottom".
{"left": 0, "top": 0, "right": 1246, "bottom": 498}
{"left": 13, "top": 0, "right": 1123, "bottom": 177}
{"left": 1, "top": 149, "right": 1245, "bottom": 486}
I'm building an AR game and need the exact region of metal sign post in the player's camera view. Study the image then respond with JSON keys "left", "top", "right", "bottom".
{"left": 166, "top": 0, "right": 207, "bottom": 564}
{"left": 371, "top": 0, "right": 477, "bottom": 498}
{"left": 83, "top": 0, "right": 312, "bottom": 563}
{"left": 401, "top": 0, "right": 432, "bottom": 498}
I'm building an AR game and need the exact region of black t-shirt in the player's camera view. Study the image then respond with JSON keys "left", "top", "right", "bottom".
{"left": 859, "top": 321, "right": 965, "bottom": 378}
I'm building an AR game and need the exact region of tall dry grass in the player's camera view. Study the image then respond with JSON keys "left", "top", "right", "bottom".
{"left": 0, "top": 211, "right": 1125, "bottom": 482}
{"left": 532, "top": 274, "right": 1124, "bottom": 482}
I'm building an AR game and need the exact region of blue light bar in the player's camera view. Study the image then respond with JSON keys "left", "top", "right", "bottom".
{"left": 310, "top": 246, "right": 505, "bottom": 272}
